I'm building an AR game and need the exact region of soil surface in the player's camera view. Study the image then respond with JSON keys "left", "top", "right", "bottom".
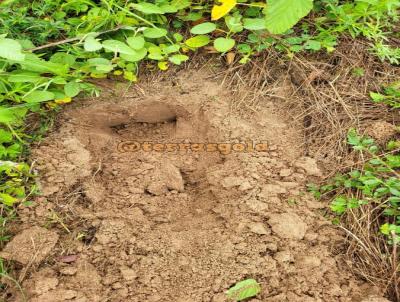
{"left": 1, "top": 69, "right": 388, "bottom": 301}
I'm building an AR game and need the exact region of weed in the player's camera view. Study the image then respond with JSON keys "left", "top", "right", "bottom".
{"left": 370, "top": 82, "right": 400, "bottom": 108}
{"left": 313, "top": 129, "right": 400, "bottom": 242}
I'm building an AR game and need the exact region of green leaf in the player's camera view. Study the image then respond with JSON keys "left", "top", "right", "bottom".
{"left": 370, "top": 92, "right": 387, "bottom": 102}
{"left": 226, "top": 279, "right": 261, "bottom": 301}
{"left": 185, "top": 35, "right": 210, "bottom": 48}
{"left": 23, "top": 90, "right": 55, "bottom": 103}
{"left": 102, "top": 40, "right": 136, "bottom": 55}
{"left": 127, "top": 36, "right": 145, "bottom": 50}
{"left": 130, "top": 3, "right": 164, "bottom": 14}
{"left": 18, "top": 54, "right": 69, "bottom": 75}
{"left": 0, "top": 193, "right": 17, "bottom": 206}
{"left": 170, "top": 0, "right": 191, "bottom": 10}
{"left": 8, "top": 71, "right": 43, "bottom": 83}
{"left": 304, "top": 40, "right": 321, "bottom": 51}
{"left": 190, "top": 22, "right": 217, "bottom": 34}
{"left": 214, "top": 37, "right": 235, "bottom": 52}
{"left": 0, "top": 38, "right": 25, "bottom": 61}
{"left": 169, "top": 54, "right": 189, "bottom": 65}
{"left": 143, "top": 28, "right": 168, "bottom": 39}
{"left": 64, "top": 81, "right": 81, "bottom": 97}
{"left": 50, "top": 53, "right": 76, "bottom": 66}
{"left": 225, "top": 15, "right": 243, "bottom": 33}
{"left": 264, "top": 0, "right": 314, "bottom": 34}
{"left": 84, "top": 36, "right": 103, "bottom": 51}
{"left": 163, "top": 44, "right": 180, "bottom": 54}
{"left": 120, "top": 48, "right": 148, "bottom": 62}
{"left": 0, "top": 129, "right": 12, "bottom": 143}
{"left": 87, "top": 58, "right": 111, "bottom": 66}
{"left": 0, "top": 106, "right": 27, "bottom": 124}
{"left": 243, "top": 18, "right": 266, "bottom": 30}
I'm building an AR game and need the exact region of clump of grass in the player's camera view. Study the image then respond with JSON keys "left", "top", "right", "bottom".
{"left": 310, "top": 128, "right": 400, "bottom": 300}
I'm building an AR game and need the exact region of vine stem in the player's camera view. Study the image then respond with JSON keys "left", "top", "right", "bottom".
{"left": 28, "top": 25, "right": 125, "bottom": 52}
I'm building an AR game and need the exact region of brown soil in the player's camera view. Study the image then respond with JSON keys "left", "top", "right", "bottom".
{"left": 1, "top": 69, "right": 389, "bottom": 301}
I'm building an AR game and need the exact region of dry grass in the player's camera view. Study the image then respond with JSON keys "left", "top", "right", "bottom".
{"left": 223, "top": 39, "right": 400, "bottom": 301}
{"left": 224, "top": 38, "right": 399, "bottom": 167}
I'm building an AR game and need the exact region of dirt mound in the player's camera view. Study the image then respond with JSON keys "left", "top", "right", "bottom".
{"left": 3, "top": 69, "right": 386, "bottom": 301}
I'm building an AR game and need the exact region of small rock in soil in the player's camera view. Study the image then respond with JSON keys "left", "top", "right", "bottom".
{"left": 59, "top": 266, "right": 78, "bottom": 276}
{"left": 279, "top": 168, "right": 292, "bottom": 177}
{"left": 120, "top": 266, "right": 137, "bottom": 281}
{"left": 239, "top": 180, "right": 253, "bottom": 191}
{"left": 294, "top": 157, "right": 322, "bottom": 176}
{"left": 146, "top": 181, "right": 168, "bottom": 195}
{"left": 161, "top": 162, "right": 185, "bottom": 192}
{"left": 258, "top": 184, "right": 287, "bottom": 198}
{"left": 268, "top": 212, "right": 307, "bottom": 240}
{"left": 0, "top": 226, "right": 58, "bottom": 265}
{"left": 274, "top": 250, "right": 293, "bottom": 263}
{"left": 221, "top": 176, "right": 244, "bottom": 188}
{"left": 248, "top": 222, "right": 270, "bottom": 235}
{"left": 295, "top": 255, "right": 321, "bottom": 269}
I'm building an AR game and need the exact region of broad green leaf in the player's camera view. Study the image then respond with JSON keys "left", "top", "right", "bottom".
{"left": 185, "top": 35, "right": 210, "bottom": 48}
{"left": 23, "top": 90, "right": 55, "bottom": 103}
{"left": 88, "top": 58, "right": 110, "bottom": 67}
{"left": 173, "top": 33, "right": 184, "bottom": 42}
{"left": 0, "top": 106, "right": 27, "bottom": 124}
{"left": 18, "top": 39, "right": 35, "bottom": 50}
{"left": 225, "top": 15, "right": 243, "bottom": 33}
{"left": 123, "top": 70, "right": 137, "bottom": 81}
{"left": 0, "top": 193, "right": 17, "bottom": 206}
{"left": 84, "top": 36, "right": 103, "bottom": 51}
{"left": 304, "top": 40, "right": 321, "bottom": 51}
{"left": 64, "top": 81, "right": 81, "bottom": 97}
{"left": 143, "top": 28, "right": 168, "bottom": 39}
{"left": 120, "top": 48, "right": 148, "bottom": 62}
{"left": 170, "top": 0, "right": 191, "bottom": 10}
{"left": 190, "top": 22, "right": 217, "bottom": 35}
{"left": 102, "top": 40, "right": 136, "bottom": 55}
{"left": 0, "top": 38, "right": 25, "bottom": 61}
{"left": 8, "top": 71, "right": 43, "bottom": 83}
{"left": 131, "top": 3, "right": 164, "bottom": 14}
{"left": 211, "top": 0, "right": 237, "bottom": 20}
{"left": 49, "top": 53, "right": 76, "bottom": 66}
{"left": 243, "top": 18, "right": 266, "bottom": 30}
{"left": 0, "top": 129, "right": 12, "bottom": 143}
{"left": 127, "top": 36, "right": 145, "bottom": 50}
{"left": 169, "top": 54, "right": 189, "bottom": 65}
{"left": 158, "top": 61, "right": 169, "bottom": 70}
{"left": 163, "top": 44, "right": 180, "bottom": 54}
{"left": 264, "top": 0, "right": 313, "bottom": 34}
{"left": 226, "top": 279, "right": 261, "bottom": 301}
{"left": 18, "top": 54, "right": 69, "bottom": 75}
{"left": 160, "top": 4, "right": 179, "bottom": 13}
{"left": 214, "top": 37, "right": 235, "bottom": 52}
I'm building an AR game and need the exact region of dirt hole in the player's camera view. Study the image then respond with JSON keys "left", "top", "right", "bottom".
{"left": 1, "top": 69, "right": 385, "bottom": 302}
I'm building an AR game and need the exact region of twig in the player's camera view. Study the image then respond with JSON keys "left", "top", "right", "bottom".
{"left": 28, "top": 25, "right": 126, "bottom": 52}
{"left": 391, "top": 230, "right": 400, "bottom": 301}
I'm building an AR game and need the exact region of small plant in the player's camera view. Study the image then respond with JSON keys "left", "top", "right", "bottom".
{"left": 226, "top": 278, "right": 261, "bottom": 301}
{"left": 312, "top": 129, "right": 400, "bottom": 243}
{"left": 370, "top": 82, "right": 400, "bottom": 109}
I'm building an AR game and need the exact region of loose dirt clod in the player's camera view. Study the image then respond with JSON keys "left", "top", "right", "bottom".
{"left": 268, "top": 212, "right": 308, "bottom": 240}
{"left": 3, "top": 69, "right": 388, "bottom": 301}
{"left": 0, "top": 226, "right": 58, "bottom": 265}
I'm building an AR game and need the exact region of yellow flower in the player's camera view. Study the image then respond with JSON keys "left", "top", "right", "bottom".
{"left": 211, "top": 0, "right": 237, "bottom": 21}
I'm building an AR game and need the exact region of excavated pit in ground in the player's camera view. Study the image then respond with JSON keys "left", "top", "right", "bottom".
{"left": 1, "top": 69, "right": 387, "bottom": 302}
